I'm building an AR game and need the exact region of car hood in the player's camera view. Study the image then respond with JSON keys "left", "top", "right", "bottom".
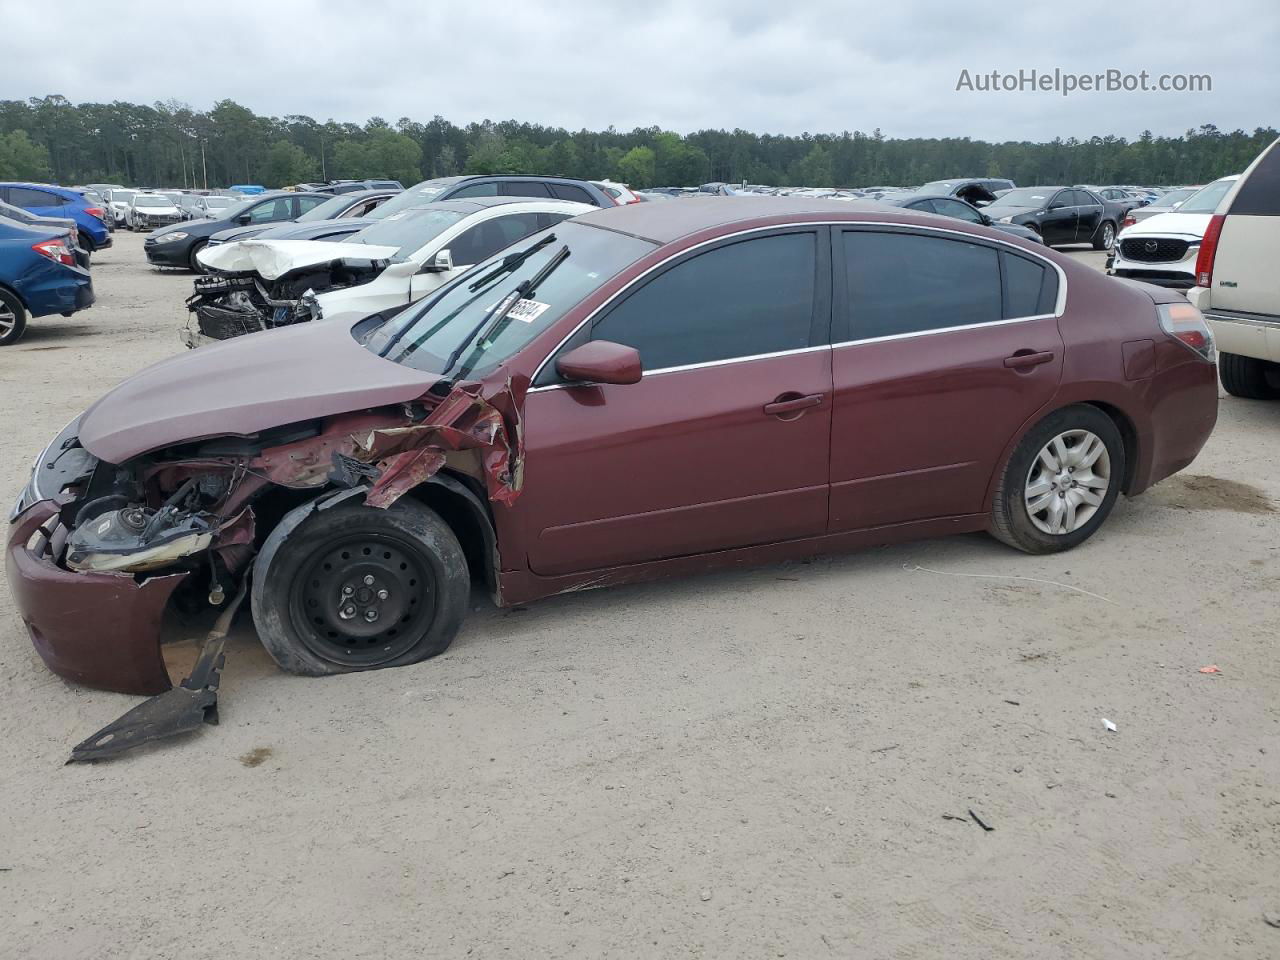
{"left": 986, "top": 204, "right": 1042, "bottom": 218}
{"left": 197, "top": 238, "right": 401, "bottom": 278}
{"left": 135, "top": 205, "right": 181, "bottom": 216}
{"left": 78, "top": 317, "right": 438, "bottom": 463}
{"left": 209, "top": 224, "right": 269, "bottom": 244}
{"left": 1119, "top": 211, "right": 1212, "bottom": 239}
{"left": 152, "top": 217, "right": 216, "bottom": 237}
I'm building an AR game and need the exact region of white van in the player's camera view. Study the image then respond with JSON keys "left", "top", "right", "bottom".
{"left": 1187, "top": 137, "right": 1280, "bottom": 399}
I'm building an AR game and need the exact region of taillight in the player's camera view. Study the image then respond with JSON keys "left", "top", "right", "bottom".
{"left": 1158, "top": 301, "right": 1215, "bottom": 361}
{"left": 84, "top": 206, "right": 103, "bottom": 219}
{"left": 1121, "top": 214, "right": 1136, "bottom": 229}
{"left": 1194, "top": 214, "right": 1225, "bottom": 287}
{"left": 32, "top": 239, "right": 75, "bottom": 266}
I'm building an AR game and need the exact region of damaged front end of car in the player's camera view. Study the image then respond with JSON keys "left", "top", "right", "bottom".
{"left": 7, "top": 376, "right": 528, "bottom": 759}
{"left": 182, "top": 240, "right": 401, "bottom": 347}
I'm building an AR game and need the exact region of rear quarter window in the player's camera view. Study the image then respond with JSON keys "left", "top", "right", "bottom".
{"left": 1229, "top": 141, "right": 1280, "bottom": 216}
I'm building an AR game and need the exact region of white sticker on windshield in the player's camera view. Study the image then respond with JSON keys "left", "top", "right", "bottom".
{"left": 507, "top": 298, "right": 550, "bottom": 323}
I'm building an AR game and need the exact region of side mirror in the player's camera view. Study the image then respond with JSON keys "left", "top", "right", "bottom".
{"left": 556, "top": 340, "right": 642, "bottom": 385}
{"left": 423, "top": 248, "right": 453, "bottom": 273}
{"left": 979, "top": 213, "right": 992, "bottom": 226}
{"left": 235, "top": 213, "right": 251, "bottom": 224}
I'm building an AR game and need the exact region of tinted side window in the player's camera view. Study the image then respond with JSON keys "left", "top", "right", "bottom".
{"left": 10, "top": 187, "right": 61, "bottom": 207}
{"left": 907, "top": 199, "right": 939, "bottom": 214}
{"left": 591, "top": 232, "right": 817, "bottom": 370}
{"left": 550, "top": 183, "right": 594, "bottom": 204}
{"left": 843, "top": 231, "right": 1001, "bottom": 339}
{"left": 1001, "top": 251, "right": 1056, "bottom": 318}
{"left": 247, "top": 197, "right": 293, "bottom": 222}
{"left": 1049, "top": 191, "right": 1073, "bottom": 208}
{"left": 1230, "top": 142, "right": 1280, "bottom": 217}
{"left": 501, "top": 181, "right": 551, "bottom": 198}
{"left": 937, "top": 199, "right": 983, "bottom": 223}
{"left": 447, "top": 213, "right": 541, "bottom": 266}
{"left": 1073, "top": 190, "right": 1099, "bottom": 206}
{"left": 448, "top": 181, "right": 499, "bottom": 198}
{"left": 295, "top": 195, "right": 328, "bottom": 215}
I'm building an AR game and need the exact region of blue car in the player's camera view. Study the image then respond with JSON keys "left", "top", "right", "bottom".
{"left": 0, "top": 219, "right": 95, "bottom": 346}
{"left": 0, "top": 182, "right": 112, "bottom": 255}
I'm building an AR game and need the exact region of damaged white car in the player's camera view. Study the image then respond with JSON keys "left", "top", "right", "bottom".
{"left": 182, "top": 197, "right": 591, "bottom": 347}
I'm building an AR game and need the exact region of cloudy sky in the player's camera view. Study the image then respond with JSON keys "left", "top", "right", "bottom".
{"left": 3, "top": 0, "right": 1276, "bottom": 141}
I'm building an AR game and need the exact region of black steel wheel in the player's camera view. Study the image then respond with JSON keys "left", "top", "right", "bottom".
{"left": 252, "top": 497, "right": 470, "bottom": 677}
{"left": 289, "top": 533, "right": 436, "bottom": 667}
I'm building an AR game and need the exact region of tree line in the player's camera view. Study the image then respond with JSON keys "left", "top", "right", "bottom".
{"left": 0, "top": 95, "right": 1273, "bottom": 190}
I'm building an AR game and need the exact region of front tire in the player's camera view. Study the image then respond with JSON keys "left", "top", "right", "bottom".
{"left": 1219, "top": 352, "right": 1280, "bottom": 400}
{"left": 0, "top": 288, "right": 28, "bottom": 346}
{"left": 188, "top": 240, "right": 208, "bottom": 272}
{"left": 1093, "top": 220, "right": 1117, "bottom": 251}
{"left": 990, "top": 405, "right": 1124, "bottom": 554}
{"left": 251, "top": 498, "right": 470, "bottom": 677}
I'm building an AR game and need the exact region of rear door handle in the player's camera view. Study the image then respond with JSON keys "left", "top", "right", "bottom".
{"left": 764, "top": 393, "right": 824, "bottom": 417}
{"left": 1004, "top": 350, "right": 1055, "bottom": 369}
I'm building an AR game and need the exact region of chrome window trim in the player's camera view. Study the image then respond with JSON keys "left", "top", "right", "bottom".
{"left": 526, "top": 220, "right": 1069, "bottom": 392}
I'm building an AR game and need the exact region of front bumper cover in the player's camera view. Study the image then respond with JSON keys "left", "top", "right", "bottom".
{"left": 6, "top": 500, "right": 187, "bottom": 695}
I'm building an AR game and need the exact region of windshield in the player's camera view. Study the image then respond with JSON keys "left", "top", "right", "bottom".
{"left": 204, "top": 197, "right": 234, "bottom": 210}
{"left": 345, "top": 208, "right": 466, "bottom": 257}
{"left": 985, "top": 188, "right": 1054, "bottom": 210}
{"left": 297, "top": 193, "right": 365, "bottom": 222}
{"left": 110, "top": 190, "right": 136, "bottom": 204}
{"left": 364, "top": 221, "right": 654, "bottom": 378}
{"left": 366, "top": 178, "right": 458, "bottom": 220}
{"left": 1149, "top": 188, "right": 1197, "bottom": 208}
{"left": 134, "top": 195, "right": 170, "bottom": 207}
{"left": 1177, "top": 178, "right": 1236, "bottom": 214}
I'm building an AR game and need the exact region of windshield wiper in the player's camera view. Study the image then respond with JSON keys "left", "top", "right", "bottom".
{"left": 466, "top": 234, "right": 557, "bottom": 293}
{"left": 442, "top": 244, "right": 570, "bottom": 382}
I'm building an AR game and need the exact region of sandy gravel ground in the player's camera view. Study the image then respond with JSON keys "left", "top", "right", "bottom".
{"left": 1, "top": 232, "right": 1277, "bottom": 959}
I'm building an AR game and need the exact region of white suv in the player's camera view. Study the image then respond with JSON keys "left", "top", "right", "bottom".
{"left": 1108, "top": 176, "right": 1239, "bottom": 289}
{"left": 1187, "top": 137, "right": 1280, "bottom": 399}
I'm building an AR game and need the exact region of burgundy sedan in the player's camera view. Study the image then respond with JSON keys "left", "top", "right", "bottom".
{"left": 8, "top": 198, "right": 1218, "bottom": 695}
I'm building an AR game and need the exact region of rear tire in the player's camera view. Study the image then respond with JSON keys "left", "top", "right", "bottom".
{"left": 1093, "top": 220, "right": 1117, "bottom": 251}
{"left": 1219, "top": 352, "right": 1280, "bottom": 400}
{"left": 77, "top": 230, "right": 96, "bottom": 254}
{"left": 251, "top": 498, "right": 470, "bottom": 677}
{"left": 0, "top": 288, "right": 28, "bottom": 346}
{"left": 990, "top": 404, "right": 1125, "bottom": 554}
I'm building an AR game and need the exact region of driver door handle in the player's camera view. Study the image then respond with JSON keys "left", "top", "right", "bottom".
{"left": 764, "top": 393, "right": 824, "bottom": 417}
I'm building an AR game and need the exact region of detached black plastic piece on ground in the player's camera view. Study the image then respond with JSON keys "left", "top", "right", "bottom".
{"left": 67, "top": 577, "right": 248, "bottom": 763}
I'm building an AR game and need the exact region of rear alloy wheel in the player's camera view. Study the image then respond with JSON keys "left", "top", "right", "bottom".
{"left": 990, "top": 405, "right": 1124, "bottom": 554}
{"left": 1093, "top": 221, "right": 1116, "bottom": 251}
{"left": 251, "top": 498, "right": 470, "bottom": 677}
{"left": 1219, "top": 352, "right": 1280, "bottom": 400}
{"left": 0, "top": 288, "right": 29, "bottom": 346}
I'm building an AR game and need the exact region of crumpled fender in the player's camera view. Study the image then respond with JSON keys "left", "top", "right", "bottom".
{"left": 251, "top": 375, "right": 530, "bottom": 510}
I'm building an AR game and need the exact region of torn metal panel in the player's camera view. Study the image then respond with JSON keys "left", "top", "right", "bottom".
{"left": 251, "top": 378, "right": 528, "bottom": 510}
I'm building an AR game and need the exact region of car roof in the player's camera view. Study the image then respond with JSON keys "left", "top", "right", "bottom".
{"left": 572, "top": 196, "right": 916, "bottom": 244}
